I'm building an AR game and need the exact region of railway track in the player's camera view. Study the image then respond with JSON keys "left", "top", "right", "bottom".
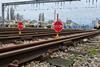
{"left": 0, "top": 30, "right": 99, "bottom": 67}
{"left": 0, "top": 28, "right": 84, "bottom": 38}
{"left": 0, "top": 28, "right": 85, "bottom": 49}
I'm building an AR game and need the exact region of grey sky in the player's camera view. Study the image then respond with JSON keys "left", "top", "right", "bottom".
{"left": 0, "top": 0, "right": 100, "bottom": 25}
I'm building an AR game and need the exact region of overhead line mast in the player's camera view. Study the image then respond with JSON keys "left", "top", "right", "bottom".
{"left": 2, "top": 0, "right": 80, "bottom": 27}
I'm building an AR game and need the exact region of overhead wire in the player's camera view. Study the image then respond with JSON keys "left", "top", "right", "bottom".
{"left": 5, "top": 0, "right": 100, "bottom": 19}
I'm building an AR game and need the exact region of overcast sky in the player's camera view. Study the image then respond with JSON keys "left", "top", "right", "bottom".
{"left": 0, "top": 0, "right": 100, "bottom": 25}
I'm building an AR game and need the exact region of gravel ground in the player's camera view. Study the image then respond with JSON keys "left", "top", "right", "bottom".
{"left": 0, "top": 37, "right": 54, "bottom": 49}
{"left": 21, "top": 35, "right": 100, "bottom": 67}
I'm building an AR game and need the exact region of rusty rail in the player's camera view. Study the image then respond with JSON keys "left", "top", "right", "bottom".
{"left": 0, "top": 30, "right": 99, "bottom": 67}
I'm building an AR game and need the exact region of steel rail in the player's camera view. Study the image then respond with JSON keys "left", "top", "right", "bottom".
{"left": 0, "top": 31, "right": 99, "bottom": 53}
{"left": 0, "top": 30, "right": 84, "bottom": 40}
{"left": 0, "top": 32, "right": 88, "bottom": 53}
{"left": 0, "top": 30, "right": 99, "bottom": 67}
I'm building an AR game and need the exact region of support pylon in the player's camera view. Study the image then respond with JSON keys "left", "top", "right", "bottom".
{"left": 56, "top": 33, "right": 59, "bottom": 38}
{"left": 19, "top": 30, "right": 21, "bottom": 35}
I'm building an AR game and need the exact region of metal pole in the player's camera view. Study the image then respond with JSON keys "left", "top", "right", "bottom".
{"left": 54, "top": 10, "right": 56, "bottom": 21}
{"left": 57, "top": 13, "right": 59, "bottom": 21}
{"left": 2, "top": 4, "right": 5, "bottom": 27}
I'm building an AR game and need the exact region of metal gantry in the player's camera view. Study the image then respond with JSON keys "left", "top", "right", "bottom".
{"left": 2, "top": 0, "right": 80, "bottom": 6}
{"left": 1, "top": 0, "right": 80, "bottom": 26}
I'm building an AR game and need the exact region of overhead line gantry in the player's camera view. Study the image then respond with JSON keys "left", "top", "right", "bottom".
{"left": 2, "top": 0, "right": 80, "bottom": 27}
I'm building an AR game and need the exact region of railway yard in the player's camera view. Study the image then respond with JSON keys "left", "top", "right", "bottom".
{"left": 0, "top": 28, "right": 99, "bottom": 67}
{"left": 1, "top": 0, "right": 100, "bottom": 67}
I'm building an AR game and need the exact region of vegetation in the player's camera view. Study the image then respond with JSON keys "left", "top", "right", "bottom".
{"left": 88, "top": 48, "right": 97, "bottom": 57}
